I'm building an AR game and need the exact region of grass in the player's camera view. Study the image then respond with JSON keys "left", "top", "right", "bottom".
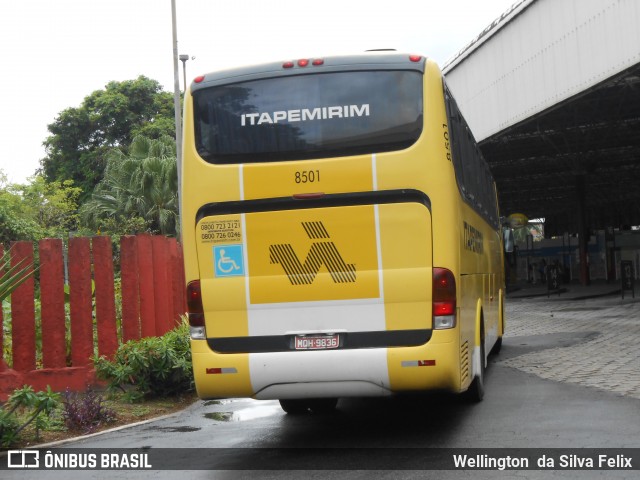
{"left": 10, "top": 390, "right": 198, "bottom": 448}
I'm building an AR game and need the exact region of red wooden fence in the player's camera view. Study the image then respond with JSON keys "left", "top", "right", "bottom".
{"left": 0, "top": 234, "right": 187, "bottom": 401}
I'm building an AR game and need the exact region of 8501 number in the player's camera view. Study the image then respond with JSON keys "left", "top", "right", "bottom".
{"left": 295, "top": 170, "right": 320, "bottom": 184}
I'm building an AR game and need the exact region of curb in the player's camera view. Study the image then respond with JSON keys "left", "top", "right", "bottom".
{"left": 2, "top": 402, "right": 199, "bottom": 451}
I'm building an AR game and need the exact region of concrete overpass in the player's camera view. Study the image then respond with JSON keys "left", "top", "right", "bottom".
{"left": 443, "top": 0, "right": 640, "bottom": 240}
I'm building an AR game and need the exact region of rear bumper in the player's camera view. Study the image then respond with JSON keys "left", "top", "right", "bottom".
{"left": 191, "top": 329, "right": 461, "bottom": 399}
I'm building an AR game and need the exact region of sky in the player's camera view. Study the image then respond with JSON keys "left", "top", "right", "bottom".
{"left": 0, "top": 0, "right": 518, "bottom": 185}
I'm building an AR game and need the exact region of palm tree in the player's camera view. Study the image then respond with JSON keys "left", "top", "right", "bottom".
{"left": 1, "top": 248, "right": 34, "bottom": 302}
{"left": 82, "top": 135, "right": 179, "bottom": 236}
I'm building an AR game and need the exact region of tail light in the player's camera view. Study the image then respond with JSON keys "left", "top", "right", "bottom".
{"left": 283, "top": 59, "right": 324, "bottom": 69}
{"left": 433, "top": 268, "right": 456, "bottom": 329}
{"left": 186, "top": 280, "right": 206, "bottom": 339}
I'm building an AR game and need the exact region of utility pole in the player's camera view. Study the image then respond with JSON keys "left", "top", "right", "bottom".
{"left": 171, "top": 0, "right": 183, "bottom": 236}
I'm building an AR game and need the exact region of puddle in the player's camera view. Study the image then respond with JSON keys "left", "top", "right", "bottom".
{"left": 204, "top": 412, "right": 233, "bottom": 422}
{"left": 151, "top": 426, "right": 201, "bottom": 433}
{"left": 231, "top": 403, "right": 282, "bottom": 422}
{"left": 204, "top": 403, "right": 282, "bottom": 422}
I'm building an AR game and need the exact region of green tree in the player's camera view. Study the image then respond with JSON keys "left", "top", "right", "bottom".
{"left": 41, "top": 76, "right": 175, "bottom": 199}
{"left": 0, "top": 171, "right": 80, "bottom": 244}
{"left": 81, "top": 135, "right": 179, "bottom": 237}
{"left": 0, "top": 171, "right": 42, "bottom": 243}
{"left": 19, "top": 176, "right": 81, "bottom": 237}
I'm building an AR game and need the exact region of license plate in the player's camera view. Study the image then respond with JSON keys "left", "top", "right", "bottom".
{"left": 294, "top": 334, "right": 340, "bottom": 350}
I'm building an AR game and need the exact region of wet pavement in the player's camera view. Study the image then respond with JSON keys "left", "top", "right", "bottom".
{"left": 504, "top": 281, "right": 640, "bottom": 400}
{"left": 2, "top": 280, "right": 639, "bottom": 479}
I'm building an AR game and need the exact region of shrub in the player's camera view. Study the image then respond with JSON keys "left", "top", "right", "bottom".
{"left": 61, "top": 389, "right": 116, "bottom": 433}
{"left": 94, "top": 320, "right": 193, "bottom": 401}
{"left": 0, "top": 385, "right": 60, "bottom": 447}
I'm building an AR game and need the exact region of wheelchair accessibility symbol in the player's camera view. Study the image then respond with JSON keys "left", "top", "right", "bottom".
{"left": 213, "top": 244, "right": 245, "bottom": 277}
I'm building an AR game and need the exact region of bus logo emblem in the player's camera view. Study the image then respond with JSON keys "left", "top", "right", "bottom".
{"left": 269, "top": 221, "right": 356, "bottom": 285}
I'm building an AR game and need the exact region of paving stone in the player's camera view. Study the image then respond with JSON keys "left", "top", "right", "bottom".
{"left": 501, "top": 294, "right": 640, "bottom": 400}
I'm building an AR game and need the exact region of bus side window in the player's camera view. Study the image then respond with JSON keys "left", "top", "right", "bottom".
{"left": 444, "top": 82, "right": 499, "bottom": 230}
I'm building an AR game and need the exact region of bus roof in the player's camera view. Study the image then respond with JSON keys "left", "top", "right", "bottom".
{"left": 190, "top": 52, "right": 430, "bottom": 91}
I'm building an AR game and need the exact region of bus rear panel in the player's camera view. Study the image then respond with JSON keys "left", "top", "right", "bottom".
{"left": 181, "top": 53, "right": 504, "bottom": 403}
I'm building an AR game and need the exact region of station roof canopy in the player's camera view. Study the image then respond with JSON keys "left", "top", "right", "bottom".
{"left": 480, "top": 63, "right": 640, "bottom": 236}
{"left": 442, "top": 0, "right": 640, "bottom": 236}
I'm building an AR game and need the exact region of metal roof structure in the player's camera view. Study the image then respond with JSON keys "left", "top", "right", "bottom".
{"left": 442, "top": 0, "right": 640, "bottom": 236}
{"left": 481, "top": 62, "right": 640, "bottom": 236}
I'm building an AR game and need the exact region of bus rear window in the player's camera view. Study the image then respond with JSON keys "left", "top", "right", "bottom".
{"left": 193, "top": 70, "right": 423, "bottom": 163}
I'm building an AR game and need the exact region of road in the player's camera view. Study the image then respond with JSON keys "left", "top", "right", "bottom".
{"left": 3, "top": 292, "right": 640, "bottom": 479}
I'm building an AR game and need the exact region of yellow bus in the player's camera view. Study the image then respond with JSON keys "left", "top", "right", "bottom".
{"left": 180, "top": 52, "right": 506, "bottom": 413}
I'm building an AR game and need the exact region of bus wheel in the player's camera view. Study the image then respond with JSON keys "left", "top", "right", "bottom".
{"left": 491, "top": 336, "right": 502, "bottom": 355}
{"left": 279, "top": 399, "right": 309, "bottom": 414}
{"left": 465, "top": 336, "right": 485, "bottom": 403}
{"left": 309, "top": 398, "right": 338, "bottom": 413}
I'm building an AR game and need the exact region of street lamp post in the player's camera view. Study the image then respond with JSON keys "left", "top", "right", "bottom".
{"left": 179, "top": 54, "right": 189, "bottom": 92}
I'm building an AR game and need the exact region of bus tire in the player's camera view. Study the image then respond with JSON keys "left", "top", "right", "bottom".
{"left": 279, "top": 399, "right": 309, "bottom": 414}
{"left": 491, "top": 336, "right": 502, "bottom": 355}
{"left": 491, "top": 294, "right": 504, "bottom": 355}
{"left": 465, "top": 325, "right": 485, "bottom": 403}
{"left": 309, "top": 398, "right": 338, "bottom": 413}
